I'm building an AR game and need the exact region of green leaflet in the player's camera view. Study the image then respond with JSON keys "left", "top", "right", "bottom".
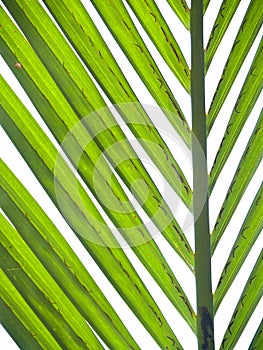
{"left": 209, "top": 38, "right": 263, "bottom": 191}
{"left": 249, "top": 319, "right": 263, "bottom": 349}
{"left": 214, "top": 184, "right": 263, "bottom": 312}
{"left": 0, "top": 211, "right": 140, "bottom": 349}
{"left": 0, "top": 269, "right": 61, "bottom": 350}
{"left": 0, "top": 216, "right": 103, "bottom": 350}
{"left": 0, "top": 297, "right": 45, "bottom": 350}
{"left": 207, "top": 0, "right": 263, "bottom": 132}
{"left": 0, "top": 169, "right": 140, "bottom": 348}
{"left": 220, "top": 250, "right": 263, "bottom": 350}
{"left": 0, "top": 160, "right": 184, "bottom": 348}
{"left": 166, "top": 0, "right": 190, "bottom": 29}
{"left": 0, "top": 78, "right": 193, "bottom": 344}
{"left": 0, "top": 34, "right": 197, "bottom": 333}
{"left": 43, "top": 0, "right": 192, "bottom": 146}
{"left": 103, "top": 0, "right": 190, "bottom": 92}
{"left": 203, "top": 0, "right": 210, "bottom": 13}
{"left": 205, "top": 0, "right": 241, "bottom": 71}
{"left": 0, "top": 5, "right": 194, "bottom": 269}
{"left": 211, "top": 110, "right": 263, "bottom": 253}
{"left": 1, "top": 0, "right": 192, "bottom": 209}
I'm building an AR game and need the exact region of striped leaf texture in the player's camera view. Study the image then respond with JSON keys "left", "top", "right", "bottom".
{"left": 0, "top": 0, "right": 262, "bottom": 349}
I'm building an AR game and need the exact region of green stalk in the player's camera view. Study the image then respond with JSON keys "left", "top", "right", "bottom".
{"left": 190, "top": 1, "right": 214, "bottom": 349}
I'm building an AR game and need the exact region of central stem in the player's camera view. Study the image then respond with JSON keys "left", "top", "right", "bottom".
{"left": 190, "top": 1, "right": 214, "bottom": 349}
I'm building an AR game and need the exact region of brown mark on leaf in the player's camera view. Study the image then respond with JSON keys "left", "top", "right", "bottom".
{"left": 232, "top": 309, "right": 239, "bottom": 320}
{"left": 148, "top": 305, "right": 163, "bottom": 327}
{"left": 167, "top": 336, "right": 176, "bottom": 346}
{"left": 134, "top": 44, "right": 143, "bottom": 53}
{"left": 118, "top": 81, "right": 130, "bottom": 98}
{"left": 157, "top": 78, "right": 163, "bottom": 88}
{"left": 224, "top": 261, "right": 231, "bottom": 274}
{"left": 137, "top": 227, "right": 146, "bottom": 238}
{"left": 217, "top": 275, "right": 223, "bottom": 288}
{"left": 254, "top": 126, "right": 261, "bottom": 135}
{"left": 241, "top": 294, "right": 247, "bottom": 307}
{"left": 241, "top": 226, "right": 249, "bottom": 239}
{"left": 232, "top": 40, "right": 241, "bottom": 52}
{"left": 104, "top": 312, "right": 113, "bottom": 322}
{"left": 226, "top": 122, "right": 233, "bottom": 135}
{"left": 185, "top": 243, "right": 191, "bottom": 253}
{"left": 170, "top": 44, "right": 180, "bottom": 63}
{"left": 222, "top": 336, "right": 228, "bottom": 349}
{"left": 256, "top": 196, "right": 262, "bottom": 206}
{"left": 249, "top": 275, "right": 257, "bottom": 285}
{"left": 149, "top": 63, "right": 156, "bottom": 74}
{"left": 184, "top": 68, "right": 189, "bottom": 77}
{"left": 232, "top": 245, "right": 239, "bottom": 258}
{"left": 166, "top": 271, "right": 175, "bottom": 286}
{"left": 63, "top": 257, "right": 72, "bottom": 269}
{"left": 143, "top": 0, "right": 150, "bottom": 7}
{"left": 88, "top": 36, "right": 94, "bottom": 47}
{"left": 161, "top": 27, "right": 169, "bottom": 42}
{"left": 106, "top": 247, "right": 114, "bottom": 256}
{"left": 180, "top": 0, "right": 188, "bottom": 11}
{"left": 171, "top": 163, "right": 184, "bottom": 184}
{"left": 207, "top": 23, "right": 219, "bottom": 49}
{"left": 241, "top": 18, "right": 248, "bottom": 32}
{"left": 251, "top": 65, "right": 258, "bottom": 77}
{"left": 149, "top": 12, "right": 157, "bottom": 22}
{"left": 14, "top": 62, "right": 22, "bottom": 69}
{"left": 228, "top": 319, "right": 235, "bottom": 335}
{"left": 157, "top": 317, "right": 163, "bottom": 327}
{"left": 134, "top": 284, "right": 142, "bottom": 294}
{"left": 29, "top": 330, "right": 36, "bottom": 338}
{"left": 220, "top": 5, "right": 226, "bottom": 19}
{"left": 108, "top": 66, "right": 116, "bottom": 77}
{"left": 123, "top": 20, "right": 131, "bottom": 30}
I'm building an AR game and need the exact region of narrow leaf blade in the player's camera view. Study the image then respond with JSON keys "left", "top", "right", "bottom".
{"left": 42, "top": 0, "right": 191, "bottom": 145}
{"left": 214, "top": 184, "right": 263, "bottom": 312}
{"left": 207, "top": 0, "right": 263, "bottom": 132}
{"left": 166, "top": 0, "right": 190, "bottom": 29}
{"left": 220, "top": 251, "right": 263, "bottom": 350}
{"left": 211, "top": 110, "right": 263, "bottom": 253}
{"left": 205, "top": 0, "right": 242, "bottom": 71}
{"left": 209, "top": 38, "right": 263, "bottom": 191}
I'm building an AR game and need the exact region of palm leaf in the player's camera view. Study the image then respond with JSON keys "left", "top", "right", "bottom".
{"left": 249, "top": 319, "right": 263, "bottom": 348}
{"left": 207, "top": 0, "right": 262, "bottom": 131}
{"left": 220, "top": 250, "right": 263, "bottom": 349}
{"left": 209, "top": 38, "right": 263, "bottom": 191}
{"left": 0, "top": 0, "right": 262, "bottom": 349}
{"left": 214, "top": 184, "right": 263, "bottom": 312}
{"left": 211, "top": 110, "right": 262, "bottom": 253}
{"left": 0, "top": 85, "right": 190, "bottom": 347}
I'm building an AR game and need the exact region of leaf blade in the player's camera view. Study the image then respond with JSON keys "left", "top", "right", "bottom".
{"left": 0, "top": 78, "right": 188, "bottom": 346}
{"left": 249, "top": 319, "right": 263, "bottom": 349}
{"left": 209, "top": 38, "right": 263, "bottom": 191}
{"left": 207, "top": 0, "right": 263, "bottom": 132}
{"left": 205, "top": 0, "right": 242, "bottom": 71}
{"left": 0, "top": 215, "right": 103, "bottom": 350}
{"left": 220, "top": 250, "right": 263, "bottom": 350}
{"left": 103, "top": 0, "right": 191, "bottom": 92}
{"left": 166, "top": 0, "right": 190, "bottom": 29}
{"left": 211, "top": 110, "right": 263, "bottom": 253}
{"left": 214, "top": 184, "right": 263, "bottom": 312}
{"left": 42, "top": 0, "right": 191, "bottom": 145}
